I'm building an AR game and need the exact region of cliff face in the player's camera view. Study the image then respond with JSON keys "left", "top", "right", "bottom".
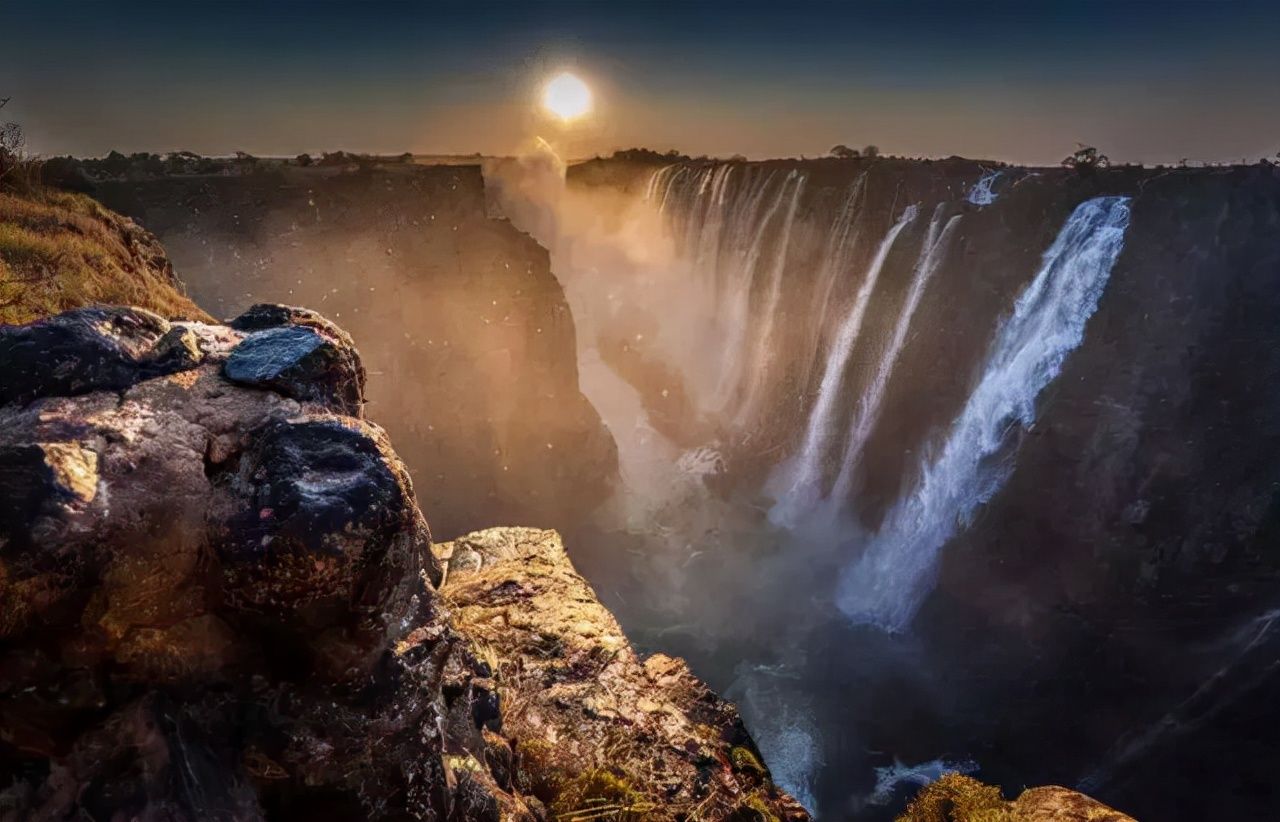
{"left": 434, "top": 528, "right": 807, "bottom": 821}
{"left": 560, "top": 156, "right": 1280, "bottom": 819}
{"left": 0, "top": 304, "right": 804, "bottom": 821}
{"left": 83, "top": 164, "right": 616, "bottom": 539}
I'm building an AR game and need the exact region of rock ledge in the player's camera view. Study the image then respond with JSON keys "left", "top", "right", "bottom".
{"left": 0, "top": 304, "right": 805, "bottom": 821}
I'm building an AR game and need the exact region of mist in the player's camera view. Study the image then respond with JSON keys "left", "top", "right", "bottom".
{"left": 483, "top": 148, "right": 895, "bottom": 812}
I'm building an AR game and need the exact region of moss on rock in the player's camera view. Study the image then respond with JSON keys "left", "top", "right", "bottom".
{"left": 897, "top": 774, "right": 1136, "bottom": 822}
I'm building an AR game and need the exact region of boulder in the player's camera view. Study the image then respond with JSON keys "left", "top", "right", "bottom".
{"left": 223, "top": 304, "right": 365, "bottom": 415}
{"left": 0, "top": 305, "right": 528, "bottom": 820}
{"left": 0, "top": 306, "right": 202, "bottom": 406}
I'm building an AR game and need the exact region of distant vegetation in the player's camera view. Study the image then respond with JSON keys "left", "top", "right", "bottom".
{"left": 608, "top": 147, "right": 693, "bottom": 163}
{"left": 1062, "top": 145, "right": 1110, "bottom": 174}
{"left": 0, "top": 97, "right": 43, "bottom": 195}
{"left": 0, "top": 98, "right": 24, "bottom": 184}
{"left": 37, "top": 149, "right": 421, "bottom": 188}
{"left": 829, "top": 144, "right": 880, "bottom": 159}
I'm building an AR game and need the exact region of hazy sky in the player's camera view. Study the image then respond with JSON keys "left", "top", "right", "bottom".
{"left": 5, "top": 0, "right": 1279, "bottom": 165}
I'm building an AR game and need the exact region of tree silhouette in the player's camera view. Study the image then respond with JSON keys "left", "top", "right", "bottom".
{"left": 1062, "top": 145, "right": 1110, "bottom": 173}
{"left": 0, "top": 97, "right": 25, "bottom": 184}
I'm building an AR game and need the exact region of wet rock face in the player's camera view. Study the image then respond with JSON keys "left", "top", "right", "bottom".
{"left": 0, "top": 305, "right": 533, "bottom": 820}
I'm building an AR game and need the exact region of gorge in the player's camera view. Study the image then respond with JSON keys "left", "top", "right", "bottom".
{"left": 20, "top": 150, "right": 1280, "bottom": 821}
{"left": 495, "top": 153, "right": 1280, "bottom": 820}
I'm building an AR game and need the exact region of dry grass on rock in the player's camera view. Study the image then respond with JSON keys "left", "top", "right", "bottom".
{"left": 0, "top": 189, "right": 210, "bottom": 324}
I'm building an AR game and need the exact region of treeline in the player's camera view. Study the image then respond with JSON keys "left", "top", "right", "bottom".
{"left": 37, "top": 150, "right": 420, "bottom": 189}
{"left": 607, "top": 148, "right": 693, "bottom": 163}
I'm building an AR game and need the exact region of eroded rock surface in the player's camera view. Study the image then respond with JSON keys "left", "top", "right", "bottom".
{"left": 0, "top": 305, "right": 805, "bottom": 821}
{"left": 434, "top": 528, "right": 809, "bottom": 821}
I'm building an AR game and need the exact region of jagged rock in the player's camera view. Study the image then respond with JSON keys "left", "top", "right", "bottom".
{"left": 434, "top": 527, "right": 810, "bottom": 821}
{"left": 0, "top": 305, "right": 804, "bottom": 821}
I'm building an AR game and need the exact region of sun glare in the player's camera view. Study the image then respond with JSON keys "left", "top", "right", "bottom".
{"left": 542, "top": 72, "right": 592, "bottom": 121}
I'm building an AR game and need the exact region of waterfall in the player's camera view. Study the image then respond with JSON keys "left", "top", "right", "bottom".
{"left": 731, "top": 172, "right": 807, "bottom": 423}
{"left": 837, "top": 196, "right": 1132, "bottom": 632}
{"left": 769, "top": 204, "right": 920, "bottom": 528}
{"left": 966, "top": 169, "right": 1002, "bottom": 205}
{"left": 692, "top": 164, "right": 737, "bottom": 292}
{"left": 827, "top": 205, "right": 962, "bottom": 506}
{"left": 646, "top": 165, "right": 808, "bottom": 417}
{"left": 798, "top": 174, "right": 869, "bottom": 390}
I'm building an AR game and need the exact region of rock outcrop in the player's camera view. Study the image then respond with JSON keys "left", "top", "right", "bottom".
{"left": 434, "top": 528, "right": 808, "bottom": 821}
{"left": 0, "top": 304, "right": 804, "bottom": 820}
{"left": 897, "top": 774, "right": 1135, "bottom": 822}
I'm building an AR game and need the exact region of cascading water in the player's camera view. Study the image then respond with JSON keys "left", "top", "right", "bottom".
{"left": 837, "top": 195, "right": 1132, "bottom": 632}
{"left": 731, "top": 172, "right": 807, "bottom": 423}
{"left": 826, "top": 205, "right": 962, "bottom": 509}
{"left": 646, "top": 164, "right": 807, "bottom": 420}
{"left": 798, "top": 174, "right": 868, "bottom": 394}
{"left": 768, "top": 204, "right": 920, "bottom": 528}
{"left": 493, "top": 154, "right": 1278, "bottom": 820}
{"left": 966, "top": 169, "right": 1002, "bottom": 205}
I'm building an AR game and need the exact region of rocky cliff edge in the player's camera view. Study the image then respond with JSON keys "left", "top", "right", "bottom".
{"left": 0, "top": 303, "right": 805, "bottom": 821}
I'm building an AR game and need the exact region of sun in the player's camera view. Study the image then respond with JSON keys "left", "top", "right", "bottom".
{"left": 542, "top": 72, "right": 592, "bottom": 121}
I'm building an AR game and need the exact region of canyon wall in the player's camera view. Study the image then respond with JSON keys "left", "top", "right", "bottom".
{"left": 549, "top": 156, "right": 1280, "bottom": 820}
{"left": 84, "top": 164, "right": 617, "bottom": 539}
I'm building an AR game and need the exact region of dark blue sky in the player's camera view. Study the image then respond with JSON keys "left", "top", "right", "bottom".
{"left": 5, "top": 0, "right": 1279, "bottom": 163}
